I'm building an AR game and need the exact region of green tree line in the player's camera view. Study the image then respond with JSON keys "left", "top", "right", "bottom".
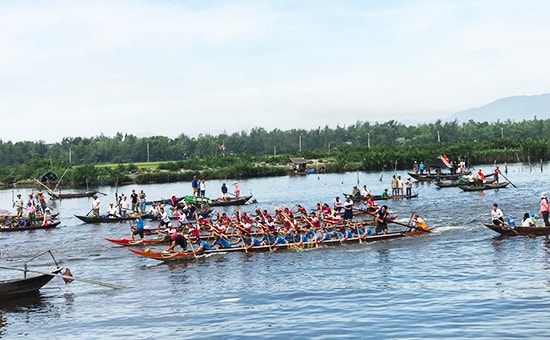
{"left": 1, "top": 118, "right": 548, "bottom": 187}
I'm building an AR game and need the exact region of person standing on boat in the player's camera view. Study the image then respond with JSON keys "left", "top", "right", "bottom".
{"left": 375, "top": 205, "right": 389, "bottom": 235}
{"left": 199, "top": 178, "right": 206, "bottom": 197}
{"left": 130, "top": 189, "right": 139, "bottom": 213}
{"left": 405, "top": 178, "right": 413, "bottom": 197}
{"left": 493, "top": 166, "right": 501, "bottom": 184}
{"left": 130, "top": 215, "right": 145, "bottom": 241}
{"left": 390, "top": 175, "right": 398, "bottom": 197}
{"left": 476, "top": 169, "right": 485, "bottom": 186}
{"left": 157, "top": 207, "right": 171, "bottom": 231}
{"left": 539, "top": 193, "right": 550, "bottom": 227}
{"left": 333, "top": 196, "right": 342, "bottom": 213}
{"left": 138, "top": 190, "right": 147, "bottom": 214}
{"left": 360, "top": 185, "right": 370, "bottom": 198}
{"left": 221, "top": 183, "right": 228, "bottom": 200}
{"left": 342, "top": 196, "right": 354, "bottom": 221}
{"left": 120, "top": 195, "right": 130, "bottom": 216}
{"left": 91, "top": 195, "right": 100, "bottom": 217}
{"left": 191, "top": 175, "right": 198, "bottom": 197}
{"left": 397, "top": 176, "right": 404, "bottom": 198}
{"left": 490, "top": 203, "right": 504, "bottom": 226}
{"left": 27, "top": 201, "right": 36, "bottom": 226}
{"left": 418, "top": 161, "right": 425, "bottom": 174}
{"left": 13, "top": 194, "right": 24, "bottom": 218}
{"left": 233, "top": 182, "right": 240, "bottom": 199}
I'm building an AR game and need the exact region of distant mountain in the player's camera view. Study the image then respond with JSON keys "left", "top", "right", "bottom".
{"left": 450, "top": 93, "right": 550, "bottom": 123}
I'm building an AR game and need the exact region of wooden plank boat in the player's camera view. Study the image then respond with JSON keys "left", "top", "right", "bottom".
{"left": 49, "top": 191, "right": 97, "bottom": 199}
{"left": 0, "top": 213, "right": 60, "bottom": 223}
{"left": 0, "top": 268, "right": 62, "bottom": 299}
{"left": 408, "top": 172, "right": 464, "bottom": 182}
{"left": 458, "top": 181, "right": 510, "bottom": 192}
{"left": 482, "top": 223, "right": 550, "bottom": 237}
{"left": 0, "top": 221, "right": 61, "bottom": 232}
{"left": 178, "top": 195, "right": 253, "bottom": 207}
{"left": 345, "top": 193, "right": 418, "bottom": 202}
{"left": 74, "top": 214, "right": 153, "bottom": 224}
{"left": 105, "top": 237, "right": 166, "bottom": 245}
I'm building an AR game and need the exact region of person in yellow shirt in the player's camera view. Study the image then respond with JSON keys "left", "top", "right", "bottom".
{"left": 411, "top": 214, "right": 427, "bottom": 230}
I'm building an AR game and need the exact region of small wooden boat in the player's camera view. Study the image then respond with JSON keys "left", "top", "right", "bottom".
{"left": 178, "top": 195, "right": 253, "bottom": 207}
{"left": 105, "top": 237, "right": 166, "bottom": 246}
{"left": 0, "top": 213, "right": 60, "bottom": 223}
{"left": 49, "top": 191, "right": 97, "bottom": 199}
{"left": 482, "top": 223, "right": 550, "bottom": 237}
{"left": 0, "top": 221, "right": 61, "bottom": 232}
{"left": 0, "top": 250, "right": 64, "bottom": 300}
{"left": 74, "top": 214, "right": 152, "bottom": 224}
{"left": 458, "top": 181, "right": 510, "bottom": 192}
{"left": 408, "top": 172, "right": 464, "bottom": 182}
{"left": 345, "top": 193, "right": 418, "bottom": 202}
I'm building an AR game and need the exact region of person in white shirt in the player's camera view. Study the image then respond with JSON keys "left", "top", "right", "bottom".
{"left": 490, "top": 203, "right": 504, "bottom": 225}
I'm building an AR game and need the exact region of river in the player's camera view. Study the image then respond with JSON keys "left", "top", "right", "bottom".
{"left": 0, "top": 163, "right": 549, "bottom": 339}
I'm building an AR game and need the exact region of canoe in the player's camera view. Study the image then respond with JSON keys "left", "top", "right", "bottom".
{"left": 145, "top": 196, "right": 186, "bottom": 206}
{"left": 74, "top": 214, "right": 153, "bottom": 224}
{"left": 178, "top": 195, "right": 253, "bottom": 207}
{"left": 345, "top": 193, "right": 418, "bottom": 202}
{"left": 0, "top": 213, "right": 60, "bottom": 222}
{"left": 408, "top": 172, "right": 465, "bottom": 182}
{"left": 458, "top": 181, "right": 510, "bottom": 192}
{"left": 482, "top": 223, "right": 550, "bottom": 237}
{"left": 104, "top": 237, "right": 166, "bottom": 246}
{"left": 0, "top": 268, "right": 62, "bottom": 299}
{"left": 0, "top": 221, "right": 61, "bottom": 232}
{"left": 49, "top": 191, "right": 97, "bottom": 199}
{"left": 128, "top": 231, "right": 410, "bottom": 262}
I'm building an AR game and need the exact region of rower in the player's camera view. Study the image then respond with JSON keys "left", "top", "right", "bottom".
{"left": 411, "top": 214, "right": 427, "bottom": 231}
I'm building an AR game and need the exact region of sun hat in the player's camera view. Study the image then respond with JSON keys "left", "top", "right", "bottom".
{"left": 541, "top": 192, "right": 547, "bottom": 199}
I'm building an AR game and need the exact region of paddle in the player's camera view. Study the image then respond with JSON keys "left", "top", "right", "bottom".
{"left": 186, "top": 235, "right": 199, "bottom": 258}
{"left": 0, "top": 265, "right": 125, "bottom": 289}
{"left": 498, "top": 171, "right": 517, "bottom": 188}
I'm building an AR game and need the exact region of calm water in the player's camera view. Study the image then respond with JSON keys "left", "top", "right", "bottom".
{"left": 1, "top": 163, "right": 549, "bottom": 339}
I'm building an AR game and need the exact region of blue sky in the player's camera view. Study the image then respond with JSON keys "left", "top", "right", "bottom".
{"left": 1, "top": 0, "right": 549, "bottom": 143}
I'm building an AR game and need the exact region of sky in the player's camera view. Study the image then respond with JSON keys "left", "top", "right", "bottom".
{"left": 1, "top": 0, "right": 549, "bottom": 144}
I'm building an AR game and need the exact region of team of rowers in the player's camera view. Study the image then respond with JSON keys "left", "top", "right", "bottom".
{"left": 130, "top": 199, "right": 428, "bottom": 253}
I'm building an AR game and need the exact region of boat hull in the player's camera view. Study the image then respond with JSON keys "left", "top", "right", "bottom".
{"left": 0, "top": 268, "right": 61, "bottom": 300}
{"left": 483, "top": 223, "right": 550, "bottom": 236}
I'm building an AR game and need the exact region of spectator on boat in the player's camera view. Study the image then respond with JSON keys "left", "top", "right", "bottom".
{"left": 459, "top": 158, "right": 466, "bottom": 173}
{"left": 364, "top": 194, "right": 378, "bottom": 210}
{"left": 199, "top": 178, "right": 206, "bottom": 198}
{"left": 490, "top": 203, "right": 504, "bottom": 225}
{"left": 405, "top": 178, "right": 413, "bottom": 197}
{"left": 476, "top": 169, "right": 485, "bottom": 186}
{"left": 191, "top": 175, "right": 198, "bottom": 197}
{"left": 221, "top": 183, "right": 229, "bottom": 200}
{"left": 412, "top": 161, "right": 418, "bottom": 174}
{"left": 360, "top": 185, "right": 370, "bottom": 197}
{"left": 157, "top": 207, "right": 171, "bottom": 231}
{"left": 493, "top": 166, "right": 501, "bottom": 184}
{"left": 27, "top": 201, "right": 36, "bottom": 226}
{"left": 333, "top": 196, "right": 342, "bottom": 213}
{"left": 352, "top": 185, "right": 360, "bottom": 198}
{"left": 13, "top": 194, "right": 24, "bottom": 218}
{"left": 106, "top": 202, "right": 119, "bottom": 218}
{"left": 381, "top": 189, "right": 389, "bottom": 198}
{"left": 164, "top": 233, "right": 188, "bottom": 252}
{"left": 418, "top": 161, "right": 425, "bottom": 174}
{"left": 138, "top": 189, "right": 147, "bottom": 214}
{"left": 130, "top": 189, "right": 139, "bottom": 213}
{"left": 91, "top": 195, "right": 101, "bottom": 217}
{"left": 411, "top": 214, "right": 427, "bottom": 230}
{"left": 120, "top": 195, "right": 131, "bottom": 216}
{"left": 397, "top": 176, "right": 404, "bottom": 198}
{"left": 42, "top": 207, "right": 53, "bottom": 226}
{"left": 130, "top": 215, "right": 145, "bottom": 240}
{"left": 342, "top": 196, "right": 354, "bottom": 221}
{"left": 539, "top": 193, "right": 550, "bottom": 227}
{"left": 375, "top": 205, "right": 389, "bottom": 235}
{"left": 391, "top": 175, "right": 398, "bottom": 196}
{"left": 522, "top": 213, "right": 536, "bottom": 227}
{"left": 233, "top": 182, "right": 240, "bottom": 199}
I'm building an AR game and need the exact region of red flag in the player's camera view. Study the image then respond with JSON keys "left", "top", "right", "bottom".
{"left": 63, "top": 268, "right": 74, "bottom": 284}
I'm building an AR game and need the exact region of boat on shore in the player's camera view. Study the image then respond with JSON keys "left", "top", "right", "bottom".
{"left": 482, "top": 223, "right": 550, "bottom": 237}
